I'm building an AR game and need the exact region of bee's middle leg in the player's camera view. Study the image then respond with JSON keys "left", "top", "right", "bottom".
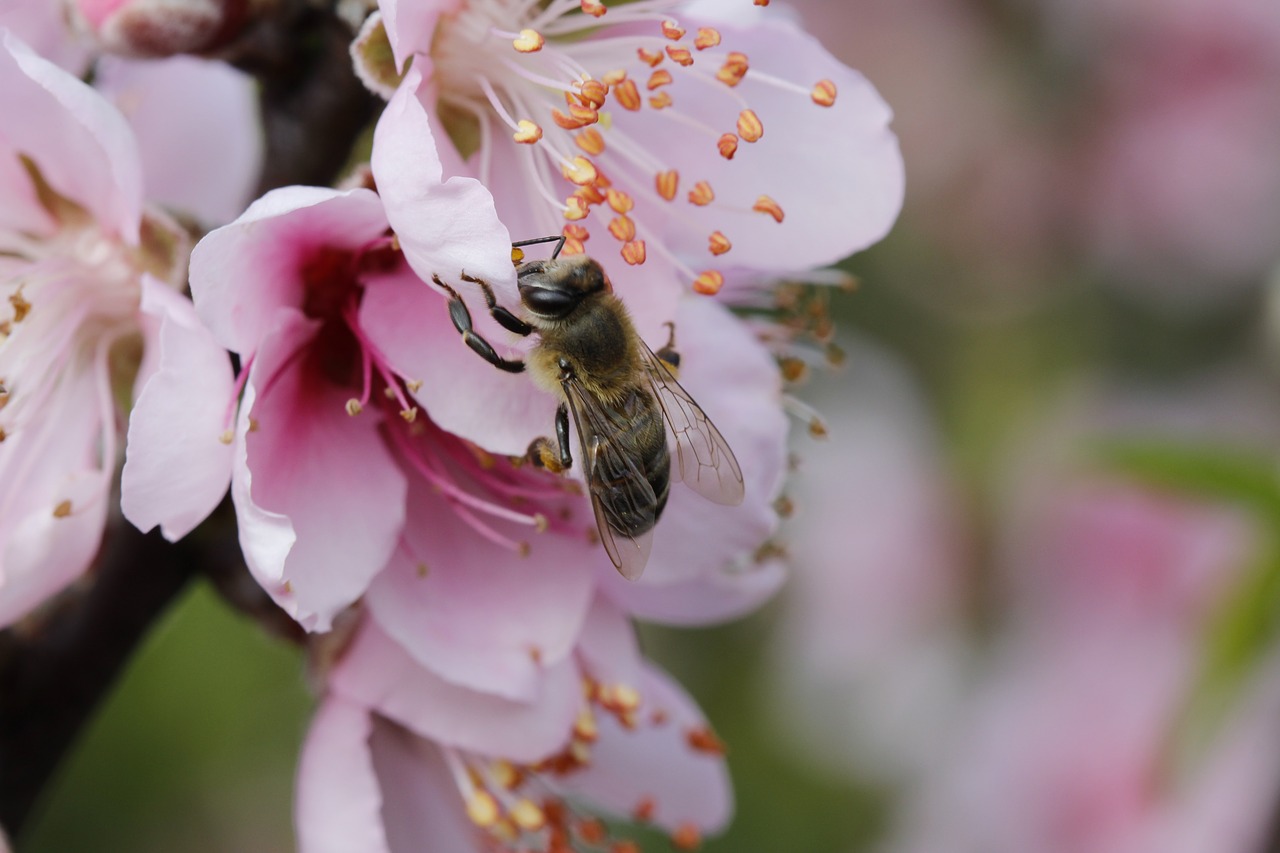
{"left": 528, "top": 403, "right": 573, "bottom": 473}
{"left": 655, "top": 321, "right": 681, "bottom": 376}
{"left": 435, "top": 274, "right": 525, "bottom": 373}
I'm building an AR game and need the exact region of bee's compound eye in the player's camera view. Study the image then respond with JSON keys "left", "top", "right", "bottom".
{"left": 520, "top": 285, "right": 578, "bottom": 318}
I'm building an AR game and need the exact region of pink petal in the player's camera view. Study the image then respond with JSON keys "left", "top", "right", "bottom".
{"left": 121, "top": 275, "right": 234, "bottom": 541}
{"left": 95, "top": 54, "right": 263, "bottom": 225}
{"left": 575, "top": 597, "right": 645, "bottom": 691}
{"left": 609, "top": 16, "right": 904, "bottom": 271}
{"left": 600, "top": 557, "right": 787, "bottom": 627}
{"left": 372, "top": 68, "right": 516, "bottom": 302}
{"left": 368, "top": 716, "right": 482, "bottom": 853}
{"left": 358, "top": 264, "right": 555, "bottom": 455}
{"left": 366, "top": 471, "right": 596, "bottom": 700}
{"left": 0, "top": 30, "right": 143, "bottom": 240}
{"left": 296, "top": 696, "right": 391, "bottom": 853}
{"left": 377, "top": 0, "right": 460, "bottom": 74}
{"left": 190, "top": 186, "right": 388, "bottom": 354}
{"left": 556, "top": 663, "right": 732, "bottom": 834}
{"left": 234, "top": 310, "right": 408, "bottom": 632}
{"left": 0, "top": 364, "right": 111, "bottom": 628}
{"left": 330, "top": 619, "right": 579, "bottom": 763}
{"left": 0, "top": 1, "right": 92, "bottom": 74}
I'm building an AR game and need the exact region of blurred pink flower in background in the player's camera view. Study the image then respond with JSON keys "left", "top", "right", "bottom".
{"left": 887, "top": 480, "right": 1269, "bottom": 853}
{"left": 1049, "top": 0, "right": 1280, "bottom": 305}
{"left": 0, "top": 30, "right": 230, "bottom": 626}
{"left": 766, "top": 339, "right": 971, "bottom": 784}
{"left": 0, "top": 0, "right": 264, "bottom": 226}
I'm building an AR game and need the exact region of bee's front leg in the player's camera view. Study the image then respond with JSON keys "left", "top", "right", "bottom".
{"left": 435, "top": 274, "right": 526, "bottom": 373}
{"left": 528, "top": 403, "right": 573, "bottom": 473}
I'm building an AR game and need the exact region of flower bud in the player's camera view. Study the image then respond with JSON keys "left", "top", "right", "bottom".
{"left": 70, "top": 0, "right": 247, "bottom": 58}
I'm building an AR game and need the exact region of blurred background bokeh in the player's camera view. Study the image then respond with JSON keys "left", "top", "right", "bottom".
{"left": 22, "top": 0, "right": 1280, "bottom": 850}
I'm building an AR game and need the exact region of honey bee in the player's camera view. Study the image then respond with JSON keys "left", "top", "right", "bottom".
{"left": 435, "top": 236, "right": 745, "bottom": 579}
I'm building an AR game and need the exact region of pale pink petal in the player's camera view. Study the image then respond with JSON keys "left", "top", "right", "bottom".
{"left": 366, "top": 471, "right": 596, "bottom": 701}
{"left": 556, "top": 663, "right": 732, "bottom": 834}
{"left": 0, "top": 30, "right": 142, "bottom": 240}
{"left": 95, "top": 54, "right": 262, "bottom": 225}
{"left": 329, "top": 619, "right": 578, "bottom": 763}
{"left": 0, "top": 363, "right": 110, "bottom": 628}
{"left": 0, "top": 0, "right": 92, "bottom": 74}
{"left": 575, "top": 596, "right": 645, "bottom": 690}
{"left": 121, "top": 275, "right": 234, "bottom": 541}
{"left": 377, "top": 0, "right": 458, "bottom": 74}
{"left": 358, "top": 263, "right": 555, "bottom": 455}
{"left": 369, "top": 717, "right": 482, "bottom": 853}
{"left": 610, "top": 16, "right": 904, "bottom": 271}
{"left": 631, "top": 296, "right": 786, "bottom": 586}
{"left": 0, "top": 140, "right": 56, "bottom": 236}
{"left": 600, "top": 557, "right": 787, "bottom": 626}
{"left": 372, "top": 68, "right": 516, "bottom": 301}
{"left": 190, "top": 186, "right": 388, "bottom": 354}
{"left": 235, "top": 310, "right": 408, "bottom": 632}
{"left": 296, "top": 695, "right": 391, "bottom": 853}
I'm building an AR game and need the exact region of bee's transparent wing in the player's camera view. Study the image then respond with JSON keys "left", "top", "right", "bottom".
{"left": 639, "top": 341, "right": 745, "bottom": 506}
{"left": 563, "top": 379, "right": 656, "bottom": 580}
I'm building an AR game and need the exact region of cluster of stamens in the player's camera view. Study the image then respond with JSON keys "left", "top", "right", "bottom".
{"left": 434, "top": 0, "right": 838, "bottom": 296}
{"left": 445, "top": 670, "right": 726, "bottom": 852}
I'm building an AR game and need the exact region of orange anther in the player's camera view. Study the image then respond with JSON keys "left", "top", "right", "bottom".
{"left": 708, "top": 231, "right": 731, "bottom": 255}
{"left": 512, "top": 119, "right": 543, "bottom": 144}
{"left": 686, "top": 725, "right": 728, "bottom": 755}
{"left": 621, "top": 240, "right": 647, "bottom": 265}
{"left": 576, "top": 128, "right": 605, "bottom": 155}
{"left": 564, "top": 223, "right": 589, "bottom": 242}
{"left": 614, "top": 79, "right": 641, "bottom": 111}
{"left": 693, "top": 270, "right": 724, "bottom": 294}
{"left": 580, "top": 0, "right": 606, "bottom": 16}
{"left": 602, "top": 68, "right": 627, "bottom": 86}
{"left": 606, "top": 188, "right": 634, "bottom": 214}
{"left": 753, "top": 194, "right": 784, "bottom": 222}
{"left": 637, "top": 47, "right": 664, "bottom": 67}
{"left": 632, "top": 796, "right": 657, "bottom": 822}
{"left": 578, "top": 819, "right": 607, "bottom": 844}
{"left": 736, "top": 109, "right": 763, "bottom": 142}
{"left": 647, "top": 69, "right": 673, "bottom": 90}
{"left": 552, "top": 107, "right": 591, "bottom": 130}
{"left": 716, "top": 51, "right": 748, "bottom": 87}
{"left": 608, "top": 215, "right": 636, "bottom": 242}
{"left": 655, "top": 169, "right": 679, "bottom": 201}
{"left": 564, "top": 196, "right": 590, "bottom": 220}
{"left": 694, "top": 27, "right": 721, "bottom": 49}
{"left": 569, "top": 103, "right": 599, "bottom": 123}
{"left": 754, "top": 0, "right": 769, "bottom": 5}
{"left": 661, "top": 20, "right": 685, "bottom": 40}
{"left": 811, "top": 79, "right": 837, "bottom": 107}
{"left": 466, "top": 791, "right": 500, "bottom": 827}
{"left": 579, "top": 79, "right": 608, "bottom": 108}
{"left": 673, "top": 823, "right": 702, "bottom": 850}
{"left": 512, "top": 28, "right": 544, "bottom": 52}
{"left": 511, "top": 799, "right": 546, "bottom": 832}
{"left": 666, "top": 45, "right": 693, "bottom": 66}
{"left": 688, "top": 180, "right": 714, "bottom": 205}
{"left": 717, "top": 133, "right": 738, "bottom": 159}
{"left": 576, "top": 183, "right": 606, "bottom": 205}
{"left": 562, "top": 236, "right": 586, "bottom": 255}
{"left": 649, "top": 92, "right": 673, "bottom": 109}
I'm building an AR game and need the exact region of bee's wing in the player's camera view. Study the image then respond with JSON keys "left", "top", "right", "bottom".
{"left": 639, "top": 341, "right": 746, "bottom": 507}
{"left": 562, "top": 378, "right": 656, "bottom": 580}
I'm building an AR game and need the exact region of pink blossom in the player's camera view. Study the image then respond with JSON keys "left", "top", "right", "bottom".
{"left": 1047, "top": 0, "right": 1280, "bottom": 303}
{"left": 368, "top": 0, "right": 903, "bottom": 292}
{"left": 886, "top": 479, "right": 1269, "bottom": 853}
{"left": 296, "top": 599, "right": 731, "bottom": 852}
{"left": 764, "top": 339, "right": 970, "bottom": 784}
{"left": 0, "top": 30, "right": 230, "bottom": 626}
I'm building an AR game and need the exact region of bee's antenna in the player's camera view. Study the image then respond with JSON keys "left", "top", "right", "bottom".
{"left": 511, "top": 235, "right": 567, "bottom": 259}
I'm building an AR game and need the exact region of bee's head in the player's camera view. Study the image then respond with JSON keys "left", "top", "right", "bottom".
{"left": 516, "top": 254, "right": 613, "bottom": 320}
